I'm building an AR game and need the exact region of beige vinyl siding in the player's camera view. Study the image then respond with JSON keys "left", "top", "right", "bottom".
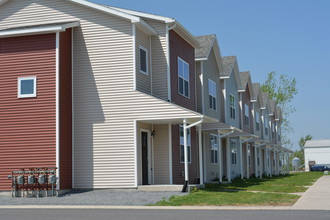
{"left": 153, "top": 124, "right": 170, "bottom": 184}
{"left": 145, "top": 19, "right": 168, "bottom": 100}
{"left": 0, "top": 0, "right": 202, "bottom": 189}
{"left": 136, "top": 27, "right": 151, "bottom": 94}
{"left": 202, "top": 48, "right": 221, "bottom": 120}
{"left": 196, "top": 61, "right": 203, "bottom": 114}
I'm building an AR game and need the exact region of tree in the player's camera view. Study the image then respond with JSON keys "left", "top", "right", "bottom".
{"left": 261, "top": 72, "right": 298, "bottom": 147}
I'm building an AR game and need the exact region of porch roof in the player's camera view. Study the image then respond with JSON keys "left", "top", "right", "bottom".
{"left": 137, "top": 115, "right": 217, "bottom": 125}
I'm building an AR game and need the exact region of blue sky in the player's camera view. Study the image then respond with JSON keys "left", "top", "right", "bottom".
{"left": 91, "top": 0, "right": 330, "bottom": 150}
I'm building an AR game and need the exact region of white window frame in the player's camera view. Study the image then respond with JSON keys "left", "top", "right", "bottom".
{"left": 178, "top": 57, "right": 190, "bottom": 98}
{"left": 179, "top": 125, "right": 191, "bottom": 163}
{"left": 244, "top": 104, "right": 250, "bottom": 126}
{"left": 208, "top": 79, "right": 217, "bottom": 111}
{"left": 229, "top": 94, "right": 236, "bottom": 119}
{"left": 210, "top": 134, "right": 218, "bottom": 164}
{"left": 18, "top": 76, "right": 37, "bottom": 98}
{"left": 255, "top": 112, "right": 260, "bottom": 131}
{"left": 231, "top": 139, "right": 237, "bottom": 165}
{"left": 139, "top": 45, "right": 148, "bottom": 75}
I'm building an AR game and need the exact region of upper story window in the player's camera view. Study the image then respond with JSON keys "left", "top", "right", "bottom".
{"left": 208, "top": 79, "right": 216, "bottom": 111}
{"left": 264, "top": 116, "right": 269, "bottom": 136}
{"left": 139, "top": 46, "right": 148, "bottom": 75}
{"left": 210, "top": 134, "right": 218, "bottom": 164}
{"left": 272, "top": 123, "right": 275, "bottom": 139}
{"left": 178, "top": 57, "right": 189, "bottom": 97}
{"left": 244, "top": 104, "right": 250, "bottom": 126}
{"left": 229, "top": 94, "right": 236, "bottom": 119}
{"left": 179, "top": 125, "right": 191, "bottom": 163}
{"left": 255, "top": 112, "right": 260, "bottom": 131}
{"left": 18, "top": 76, "right": 37, "bottom": 98}
{"left": 231, "top": 139, "right": 237, "bottom": 165}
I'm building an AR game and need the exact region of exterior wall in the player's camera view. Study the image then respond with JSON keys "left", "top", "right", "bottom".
{"left": 229, "top": 137, "right": 241, "bottom": 179}
{"left": 254, "top": 100, "right": 262, "bottom": 138}
{"left": 202, "top": 48, "right": 221, "bottom": 120}
{"left": 0, "top": 0, "right": 205, "bottom": 189}
{"left": 271, "top": 116, "right": 276, "bottom": 144}
{"left": 222, "top": 138, "right": 227, "bottom": 179}
{"left": 172, "top": 125, "right": 198, "bottom": 184}
{"left": 145, "top": 19, "right": 168, "bottom": 101}
{"left": 136, "top": 27, "right": 151, "bottom": 95}
{"left": 203, "top": 132, "right": 219, "bottom": 182}
{"left": 153, "top": 124, "right": 170, "bottom": 184}
{"left": 262, "top": 108, "right": 270, "bottom": 141}
{"left": 241, "top": 86, "right": 253, "bottom": 133}
{"left": 220, "top": 80, "right": 226, "bottom": 122}
{"left": 225, "top": 71, "right": 240, "bottom": 128}
{"left": 169, "top": 30, "right": 196, "bottom": 111}
{"left": 304, "top": 147, "right": 330, "bottom": 171}
{"left": 0, "top": 33, "right": 56, "bottom": 190}
{"left": 59, "top": 29, "right": 72, "bottom": 189}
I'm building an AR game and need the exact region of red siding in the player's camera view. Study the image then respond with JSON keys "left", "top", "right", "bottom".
{"left": 0, "top": 34, "right": 56, "bottom": 190}
{"left": 59, "top": 30, "right": 72, "bottom": 189}
{"left": 169, "top": 30, "right": 196, "bottom": 111}
{"left": 171, "top": 125, "right": 199, "bottom": 184}
{"left": 242, "top": 85, "right": 254, "bottom": 133}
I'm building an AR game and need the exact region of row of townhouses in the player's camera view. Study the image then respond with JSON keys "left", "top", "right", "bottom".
{"left": 0, "top": 0, "right": 291, "bottom": 191}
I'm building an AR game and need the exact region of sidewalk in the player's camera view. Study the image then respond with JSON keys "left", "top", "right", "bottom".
{"left": 292, "top": 175, "right": 330, "bottom": 210}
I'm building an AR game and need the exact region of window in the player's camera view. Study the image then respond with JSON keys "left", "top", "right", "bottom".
{"left": 255, "top": 112, "right": 260, "bottom": 131}
{"left": 208, "top": 79, "right": 216, "bottom": 110}
{"left": 272, "top": 123, "right": 275, "bottom": 139}
{"left": 229, "top": 94, "right": 236, "bottom": 119}
{"left": 264, "top": 116, "right": 269, "bottom": 135}
{"left": 231, "top": 140, "right": 237, "bottom": 165}
{"left": 18, "top": 76, "right": 37, "bottom": 98}
{"left": 178, "top": 57, "right": 189, "bottom": 97}
{"left": 139, "top": 46, "right": 148, "bottom": 75}
{"left": 244, "top": 104, "right": 250, "bottom": 126}
{"left": 210, "top": 134, "right": 218, "bottom": 164}
{"left": 180, "top": 125, "right": 191, "bottom": 163}
{"left": 247, "top": 144, "right": 251, "bottom": 166}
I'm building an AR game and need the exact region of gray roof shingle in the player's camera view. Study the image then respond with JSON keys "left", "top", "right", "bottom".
{"left": 252, "top": 83, "right": 260, "bottom": 101}
{"left": 221, "top": 56, "right": 236, "bottom": 76}
{"left": 195, "top": 34, "right": 216, "bottom": 59}
{"left": 239, "top": 71, "right": 250, "bottom": 90}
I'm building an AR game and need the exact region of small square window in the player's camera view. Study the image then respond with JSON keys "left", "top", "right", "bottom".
{"left": 18, "top": 76, "right": 37, "bottom": 98}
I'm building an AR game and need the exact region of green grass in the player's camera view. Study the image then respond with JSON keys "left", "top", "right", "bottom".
{"left": 153, "top": 172, "right": 323, "bottom": 206}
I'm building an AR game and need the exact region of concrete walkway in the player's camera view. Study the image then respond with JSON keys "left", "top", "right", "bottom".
{"left": 292, "top": 175, "right": 330, "bottom": 210}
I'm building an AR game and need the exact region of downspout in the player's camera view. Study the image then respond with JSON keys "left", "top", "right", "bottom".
{"left": 182, "top": 116, "right": 204, "bottom": 192}
{"left": 166, "top": 22, "right": 176, "bottom": 102}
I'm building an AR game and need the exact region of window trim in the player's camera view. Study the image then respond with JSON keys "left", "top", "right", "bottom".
{"left": 139, "top": 45, "right": 148, "bottom": 75}
{"left": 18, "top": 76, "right": 37, "bottom": 98}
{"left": 229, "top": 94, "right": 236, "bottom": 119}
{"left": 177, "top": 57, "right": 190, "bottom": 98}
{"left": 179, "top": 125, "right": 191, "bottom": 163}
{"left": 208, "top": 79, "right": 217, "bottom": 111}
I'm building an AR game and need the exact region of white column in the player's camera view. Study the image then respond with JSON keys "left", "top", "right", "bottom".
{"left": 198, "top": 125, "right": 203, "bottom": 185}
{"left": 240, "top": 140, "right": 243, "bottom": 179}
{"left": 246, "top": 144, "right": 249, "bottom": 179}
{"left": 218, "top": 133, "right": 223, "bottom": 183}
{"left": 254, "top": 145, "right": 258, "bottom": 178}
{"left": 183, "top": 119, "right": 189, "bottom": 185}
{"left": 226, "top": 136, "right": 231, "bottom": 182}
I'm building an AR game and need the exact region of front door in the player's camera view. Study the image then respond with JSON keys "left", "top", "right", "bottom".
{"left": 141, "top": 131, "right": 149, "bottom": 185}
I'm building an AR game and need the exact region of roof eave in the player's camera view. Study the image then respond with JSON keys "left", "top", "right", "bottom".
{"left": 169, "top": 20, "right": 200, "bottom": 48}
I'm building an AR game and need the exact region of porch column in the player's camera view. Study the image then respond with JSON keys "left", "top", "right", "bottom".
{"left": 254, "top": 145, "right": 258, "bottom": 178}
{"left": 246, "top": 144, "right": 249, "bottom": 179}
{"left": 226, "top": 136, "right": 231, "bottom": 182}
{"left": 198, "top": 125, "right": 203, "bottom": 185}
{"left": 183, "top": 119, "right": 189, "bottom": 186}
{"left": 260, "top": 147, "right": 263, "bottom": 178}
{"left": 239, "top": 140, "right": 243, "bottom": 179}
{"left": 270, "top": 149, "right": 273, "bottom": 177}
{"left": 218, "top": 132, "right": 223, "bottom": 183}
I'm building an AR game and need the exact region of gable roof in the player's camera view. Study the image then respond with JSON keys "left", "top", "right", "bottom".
{"left": 195, "top": 34, "right": 224, "bottom": 74}
{"left": 107, "top": 5, "right": 199, "bottom": 48}
{"left": 0, "top": 0, "right": 157, "bottom": 35}
{"left": 260, "top": 92, "right": 270, "bottom": 109}
{"left": 269, "top": 100, "right": 276, "bottom": 116}
{"left": 221, "top": 56, "right": 236, "bottom": 78}
{"left": 251, "top": 83, "right": 261, "bottom": 102}
{"left": 275, "top": 106, "right": 282, "bottom": 122}
{"left": 304, "top": 140, "right": 330, "bottom": 148}
{"left": 238, "top": 71, "right": 254, "bottom": 98}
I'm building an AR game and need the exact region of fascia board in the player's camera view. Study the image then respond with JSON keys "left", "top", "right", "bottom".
{"left": 172, "top": 21, "right": 200, "bottom": 48}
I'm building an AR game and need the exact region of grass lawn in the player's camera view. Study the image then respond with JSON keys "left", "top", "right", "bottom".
{"left": 153, "top": 172, "right": 323, "bottom": 206}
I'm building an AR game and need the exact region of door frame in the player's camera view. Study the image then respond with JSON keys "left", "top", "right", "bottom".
{"left": 140, "top": 129, "right": 152, "bottom": 185}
